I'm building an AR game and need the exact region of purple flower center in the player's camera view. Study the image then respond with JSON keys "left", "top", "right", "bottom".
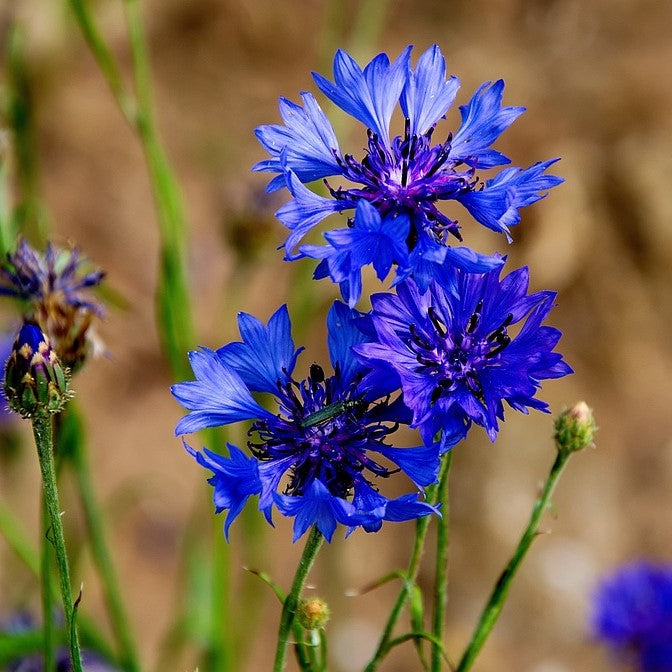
{"left": 248, "top": 364, "right": 397, "bottom": 498}
{"left": 409, "top": 303, "right": 513, "bottom": 404}
{"left": 327, "top": 120, "right": 479, "bottom": 245}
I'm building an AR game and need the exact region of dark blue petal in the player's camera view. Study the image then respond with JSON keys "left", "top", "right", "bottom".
{"left": 274, "top": 479, "right": 356, "bottom": 542}
{"left": 172, "top": 348, "right": 273, "bottom": 435}
{"left": 326, "top": 301, "right": 369, "bottom": 387}
{"left": 217, "top": 305, "right": 301, "bottom": 393}
{"left": 184, "top": 441, "right": 262, "bottom": 540}
{"left": 374, "top": 443, "right": 441, "bottom": 487}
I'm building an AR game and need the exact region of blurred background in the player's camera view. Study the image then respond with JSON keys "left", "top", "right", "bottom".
{"left": 0, "top": 0, "right": 671, "bottom": 670}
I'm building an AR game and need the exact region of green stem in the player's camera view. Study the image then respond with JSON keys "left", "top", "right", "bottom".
{"left": 41, "top": 498, "right": 56, "bottom": 672}
{"left": 31, "top": 413, "right": 83, "bottom": 672}
{"left": 364, "top": 464, "right": 447, "bottom": 672}
{"left": 273, "top": 527, "right": 324, "bottom": 672}
{"left": 455, "top": 450, "right": 572, "bottom": 672}
{"left": 65, "top": 412, "right": 141, "bottom": 672}
{"left": 431, "top": 451, "right": 453, "bottom": 672}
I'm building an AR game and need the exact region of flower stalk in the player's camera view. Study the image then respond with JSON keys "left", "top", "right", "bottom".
{"left": 274, "top": 526, "right": 324, "bottom": 672}
{"left": 31, "top": 413, "right": 84, "bottom": 672}
{"left": 431, "top": 449, "right": 453, "bottom": 672}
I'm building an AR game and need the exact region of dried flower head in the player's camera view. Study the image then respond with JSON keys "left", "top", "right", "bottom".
{"left": 0, "top": 238, "right": 105, "bottom": 370}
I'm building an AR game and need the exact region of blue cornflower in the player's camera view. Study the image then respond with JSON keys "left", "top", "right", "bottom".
{"left": 254, "top": 44, "right": 563, "bottom": 305}
{"left": 592, "top": 561, "right": 672, "bottom": 672}
{"left": 355, "top": 264, "right": 572, "bottom": 447}
{"left": 172, "top": 302, "right": 440, "bottom": 542}
{"left": 0, "top": 238, "right": 105, "bottom": 369}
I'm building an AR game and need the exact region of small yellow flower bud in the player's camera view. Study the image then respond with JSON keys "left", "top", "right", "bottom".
{"left": 297, "top": 596, "right": 330, "bottom": 631}
{"left": 554, "top": 401, "right": 596, "bottom": 454}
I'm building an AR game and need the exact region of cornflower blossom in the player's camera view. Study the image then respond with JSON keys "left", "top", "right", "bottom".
{"left": 355, "top": 264, "right": 572, "bottom": 448}
{"left": 0, "top": 238, "right": 105, "bottom": 369}
{"left": 172, "top": 302, "right": 440, "bottom": 542}
{"left": 592, "top": 562, "right": 672, "bottom": 672}
{"left": 254, "top": 44, "right": 563, "bottom": 305}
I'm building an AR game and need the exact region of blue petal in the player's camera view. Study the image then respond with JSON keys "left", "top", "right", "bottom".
{"left": 172, "top": 348, "right": 273, "bottom": 435}
{"left": 401, "top": 44, "right": 461, "bottom": 135}
{"left": 312, "top": 47, "right": 411, "bottom": 144}
{"left": 274, "top": 479, "right": 356, "bottom": 542}
{"left": 449, "top": 80, "right": 524, "bottom": 169}
{"left": 184, "top": 441, "right": 262, "bottom": 540}
{"left": 253, "top": 92, "right": 343, "bottom": 191}
{"left": 217, "top": 305, "right": 301, "bottom": 393}
{"left": 349, "top": 484, "right": 438, "bottom": 533}
{"left": 375, "top": 444, "right": 441, "bottom": 488}
{"left": 275, "top": 169, "right": 352, "bottom": 259}
{"left": 302, "top": 202, "right": 410, "bottom": 306}
{"left": 457, "top": 159, "right": 563, "bottom": 239}
{"left": 326, "top": 301, "right": 369, "bottom": 387}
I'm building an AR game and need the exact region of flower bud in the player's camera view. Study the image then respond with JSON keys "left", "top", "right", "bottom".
{"left": 297, "top": 596, "right": 330, "bottom": 631}
{"left": 3, "top": 323, "right": 71, "bottom": 418}
{"left": 554, "top": 401, "right": 596, "bottom": 454}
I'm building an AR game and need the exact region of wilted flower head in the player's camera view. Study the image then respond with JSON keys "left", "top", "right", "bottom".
{"left": 172, "top": 302, "right": 440, "bottom": 542}
{"left": 0, "top": 238, "right": 105, "bottom": 370}
{"left": 254, "top": 44, "right": 562, "bottom": 305}
{"left": 592, "top": 561, "right": 672, "bottom": 672}
{"left": 355, "top": 264, "right": 572, "bottom": 448}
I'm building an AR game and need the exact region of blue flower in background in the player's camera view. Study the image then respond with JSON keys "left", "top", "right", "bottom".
{"left": 172, "top": 302, "right": 440, "bottom": 542}
{"left": 1, "top": 612, "right": 119, "bottom": 672}
{"left": 355, "top": 264, "right": 572, "bottom": 448}
{"left": 254, "top": 45, "right": 562, "bottom": 305}
{"left": 592, "top": 561, "right": 672, "bottom": 672}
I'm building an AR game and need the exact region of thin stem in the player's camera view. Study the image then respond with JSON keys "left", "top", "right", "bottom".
{"left": 31, "top": 413, "right": 83, "bottom": 672}
{"left": 63, "top": 409, "right": 141, "bottom": 672}
{"left": 65, "top": 0, "right": 137, "bottom": 126}
{"left": 431, "top": 450, "right": 453, "bottom": 672}
{"left": 455, "top": 450, "right": 572, "bottom": 672}
{"left": 364, "top": 463, "right": 448, "bottom": 672}
{"left": 40, "top": 498, "right": 56, "bottom": 672}
{"left": 273, "top": 527, "right": 324, "bottom": 672}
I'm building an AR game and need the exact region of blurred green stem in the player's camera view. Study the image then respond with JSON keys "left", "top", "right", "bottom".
{"left": 454, "top": 449, "right": 572, "bottom": 671}
{"left": 431, "top": 450, "right": 453, "bottom": 671}
{"left": 67, "top": 0, "right": 194, "bottom": 378}
{"left": 31, "top": 413, "right": 83, "bottom": 672}
{"left": 5, "top": 25, "right": 48, "bottom": 242}
{"left": 61, "top": 407, "right": 141, "bottom": 672}
{"left": 273, "top": 527, "right": 324, "bottom": 672}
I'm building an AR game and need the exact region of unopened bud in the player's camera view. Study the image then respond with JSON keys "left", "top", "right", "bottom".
{"left": 554, "top": 401, "right": 596, "bottom": 454}
{"left": 297, "top": 596, "right": 330, "bottom": 631}
{"left": 3, "top": 323, "right": 71, "bottom": 418}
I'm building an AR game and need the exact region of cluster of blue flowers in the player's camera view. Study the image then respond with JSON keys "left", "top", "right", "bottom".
{"left": 592, "top": 562, "right": 672, "bottom": 672}
{"left": 172, "top": 45, "right": 571, "bottom": 542}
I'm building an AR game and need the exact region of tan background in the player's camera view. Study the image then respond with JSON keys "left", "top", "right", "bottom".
{"left": 1, "top": 1, "right": 671, "bottom": 670}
